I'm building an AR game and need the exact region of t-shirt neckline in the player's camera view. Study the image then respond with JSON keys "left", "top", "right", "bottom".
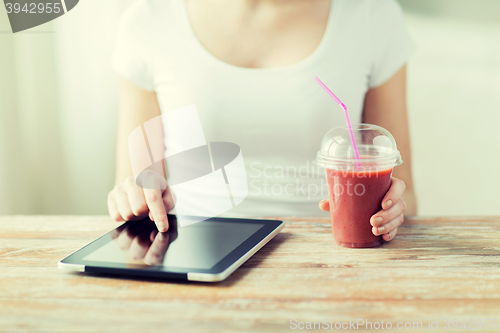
{"left": 179, "top": 0, "right": 339, "bottom": 74}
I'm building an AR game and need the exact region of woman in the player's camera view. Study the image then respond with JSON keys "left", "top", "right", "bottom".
{"left": 108, "top": 0, "right": 417, "bottom": 242}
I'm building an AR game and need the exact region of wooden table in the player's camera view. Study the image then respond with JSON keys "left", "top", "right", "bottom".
{"left": 1, "top": 216, "right": 500, "bottom": 333}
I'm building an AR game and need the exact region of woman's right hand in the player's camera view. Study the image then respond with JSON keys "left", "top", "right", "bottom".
{"left": 107, "top": 175, "right": 175, "bottom": 232}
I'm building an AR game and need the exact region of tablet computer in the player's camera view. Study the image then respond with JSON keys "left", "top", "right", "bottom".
{"left": 58, "top": 215, "right": 284, "bottom": 282}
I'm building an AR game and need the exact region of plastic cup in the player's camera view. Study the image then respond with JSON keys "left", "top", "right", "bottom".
{"left": 315, "top": 124, "right": 403, "bottom": 248}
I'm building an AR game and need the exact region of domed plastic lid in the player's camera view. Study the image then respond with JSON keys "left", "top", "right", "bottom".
{"left": 316, "top": 124, "right": 402, "bottom": 170}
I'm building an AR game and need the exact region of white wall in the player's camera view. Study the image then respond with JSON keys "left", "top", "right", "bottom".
{"left": 402, "top": 10, "right": 500, "bottom": 215}
{"left": 0, "top": 17, "right": 67, "bottom": 214}
{"left": 55, "top": 0, "right": 134, "bottom": 214}
{"left": 0, "top": 0, "right": 133, "bottom": 215}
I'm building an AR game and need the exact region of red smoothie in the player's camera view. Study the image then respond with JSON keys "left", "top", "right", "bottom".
{"left": 326, "top": 167, "right": 393, "bottom": 248}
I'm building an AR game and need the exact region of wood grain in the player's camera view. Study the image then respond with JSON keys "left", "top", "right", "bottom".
{"left": 1, "top": 215, "right": 500, "bottom": 333}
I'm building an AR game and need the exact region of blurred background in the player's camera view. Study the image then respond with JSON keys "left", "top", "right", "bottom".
{"left": 0, "top": 0, "right": 499, "bottom": 216}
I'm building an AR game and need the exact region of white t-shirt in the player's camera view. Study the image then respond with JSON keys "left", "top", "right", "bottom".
{"left": 112, "top": 0, "right": 415, "bottom": 217}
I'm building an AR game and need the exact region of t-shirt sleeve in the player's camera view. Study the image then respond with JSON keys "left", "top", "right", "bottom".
{"left": 111, "top": 1, "right": 154, "bottom": 91}
{"left": 368, "top": 0, "right": 416, "bottom": 88}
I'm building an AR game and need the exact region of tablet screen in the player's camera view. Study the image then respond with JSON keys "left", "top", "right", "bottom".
{"left": 81, "top": 217, "right": 265, "bottom": 270}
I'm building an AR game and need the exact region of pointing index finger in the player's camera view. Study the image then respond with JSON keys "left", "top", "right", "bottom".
{"left": 143, "top": 188, "right": 169, "bottom": 232}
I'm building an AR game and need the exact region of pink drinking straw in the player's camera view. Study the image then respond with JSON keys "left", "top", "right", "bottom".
{"left": 314, "top": 76, "right": 361, "bottom": 163}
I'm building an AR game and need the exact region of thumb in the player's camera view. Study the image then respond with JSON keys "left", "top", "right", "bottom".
{"left": 319, "top": 199, "right": 330, "bottom": 212}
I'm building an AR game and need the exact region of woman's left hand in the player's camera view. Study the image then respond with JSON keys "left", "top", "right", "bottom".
{"left": 318, "top": 177, "right": 407, "bottom": 242}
